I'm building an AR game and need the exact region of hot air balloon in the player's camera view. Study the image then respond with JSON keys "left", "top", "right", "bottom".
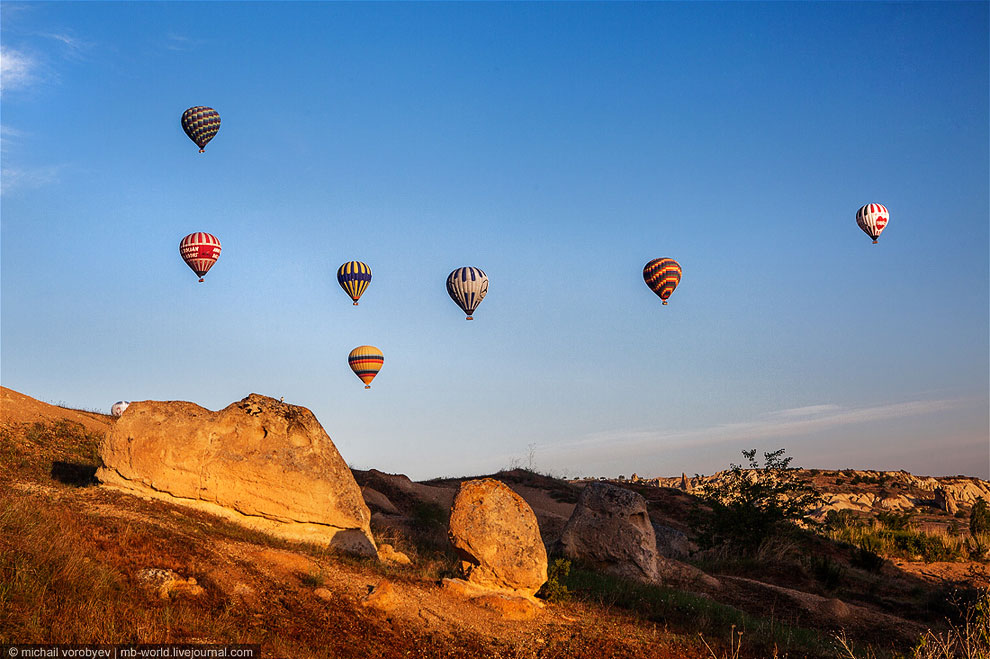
{"left": 181, "top": 106, "right": 221, "bottom": 153}
{"left": 643, "top": 258, "right": 682, "bottom": 305}
{"left": 179, "top": 232, "right": 222, "bottom": 282}
{"left": 348, "top": 345, "right": 383, "bottom": 389}
{"left": 111, "top": 401, "right": 130, "bottom": 417}
{"left": 856, "top": 204, "right": 889, "bottom": 244}
{"left": 337, "top": 261, "right": 372, "bottom": 305}
{"left": 446, "top": 267, "right": 488, "bottom": 320}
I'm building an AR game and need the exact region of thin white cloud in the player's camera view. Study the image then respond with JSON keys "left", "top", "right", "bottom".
{"left": 1, "top": 165, "right": 62, "bottom": 194}
{"left": 539, "top": 398, "right": 975, "bottom": 462}
{"left": 37, "top": 32, "right": 92, "bottom": 58}
{"left": 0, "top": 47, "right": 36, "bottom": 92}
{"left": 164, "top": 33, "right": 206, "bottom": 52}
{"left": 764, "top": 404, "right": 841, "bottom": 419}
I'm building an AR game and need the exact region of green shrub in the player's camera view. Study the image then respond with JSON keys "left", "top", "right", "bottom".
{"left": 876, "top": 511, "right": 912, "bottom": 531}
{"left": 537, "top": 558, "right": 571, "bottom": 603}
{"left": 696, "top": 449, "right": 821, "bottom": 552}
{"left": 852, "top": 537, "right": 885, "bottom": 573}
{"left": 824, "top": 509, "right": 859, "bottom": 532}
{"left": 811, "top": 554, "right": 844, "bottom": 591}
{"left": 971, "top": 498, "right": 990, "bottom": 536}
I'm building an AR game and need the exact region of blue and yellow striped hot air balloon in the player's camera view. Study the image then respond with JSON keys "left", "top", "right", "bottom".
{"left": 348, "top": 345, "right": 383, "bottom": 389}
{"left": 181, "top": 106, "right": 221, "bottom": 153}
{"left": 643, "top": 258, "right": 682, "bottom": 305}
{"left": 337, "top": 261, "right": 372, "bottom": 305}
{"left": 446, "top": 267, "right": 488, "bottom": 320}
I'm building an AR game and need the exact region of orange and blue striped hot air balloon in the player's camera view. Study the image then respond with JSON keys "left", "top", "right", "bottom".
{"left": 337, "top": 261, "right": 372, "bottom": 305}
{"left": 856, "top": 203, "right": 889, "bottom": 244}
{"left": 181, "top": 106, "right": 221, "bottom": 153}
{"left": 179, "top": 232, "right": 221, "bottom": 282}
{"left": 348, "top": 345, "right": 383, "bottom": 389}
{"left": 643, "top": 258, "right": 682, "bottom": 305}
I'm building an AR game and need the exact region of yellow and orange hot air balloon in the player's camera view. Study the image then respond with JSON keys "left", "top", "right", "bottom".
{"left": 348, "top": 345, "right": 383, "bottom": 389}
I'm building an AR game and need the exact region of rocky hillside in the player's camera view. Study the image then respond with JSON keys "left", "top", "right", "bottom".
{"left": 630, "top": 467, "right": 990, "bottom": 523}
{"left": 2, "top": 386, "right": 989, "bottom": 659}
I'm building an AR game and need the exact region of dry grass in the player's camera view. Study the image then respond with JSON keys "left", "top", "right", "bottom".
{"left": 827, "top": 515, "right": 970, "bottom": 563}
{"left": 833, "top": 588, "right": 990, "bottom": 658}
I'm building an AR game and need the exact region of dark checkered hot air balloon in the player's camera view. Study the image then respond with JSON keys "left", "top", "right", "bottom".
{"left": 643, "top": 258, "right": 682, "bottom": 305}
{"left": 181, "top": 106, "right": 221, "bottom": 153}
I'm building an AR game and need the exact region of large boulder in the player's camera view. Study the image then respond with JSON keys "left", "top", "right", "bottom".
{"left": 653, "top": 523, "right": 696, "bottom": 559}
{"left": 560, "top": 482, "right": 659, "bottom": 583}
{"left": 447, "top": 478, "right": 547, "bottom": 598}
{"left": 96, "top": 394, "right": 376, "bottom": 556}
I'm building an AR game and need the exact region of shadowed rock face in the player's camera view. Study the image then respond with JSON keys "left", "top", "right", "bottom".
{"left": 448, "top": 478, "right": 548, "bottom": 598}
{"left": 96, "top": 394, "right": 376, "bottom": 556}
{"left": 560, "top": 482, "right": 659, "bottom": 583}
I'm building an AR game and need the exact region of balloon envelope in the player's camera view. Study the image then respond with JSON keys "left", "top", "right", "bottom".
{"left": 111, "top": 401, "right": 130, "bottom": 417}
{"left": 337, "top": 261, "right": 372, "bottom": 305}
{"left": 856, "top": 203, "right": 889, "bottom": 243}
{"left": 179, "top": 232, "right": 221, "bottom": 282}
{"left": 643, "top": 258, "right": 682, "bottom": 305}
{"left": 181, "top": 106, "right": 221, "bottom": 152}
{"left": 446, "top": 267, "right": 488, "bottom": 320}
{"left": 348, "top": 345, "right": 383, "bottom": 389}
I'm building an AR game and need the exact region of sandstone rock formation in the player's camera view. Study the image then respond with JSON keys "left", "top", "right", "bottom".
{"left": 377, "top": 543, "right": 412, "bottom": 565}
{"left": 97, "top": 394, "right": 376, "bottom": 556}
{"left": 361, "top": 486, "right": 401, "bottom": 515}
{"left": 447, "top": 478, "right": 547, "bottom": 599}
{"left": 934, "top": 487, "right": 958, "bottom": 514}
{"left": 560, "top": 482, "right": 659, "bottom": 583}
{"left": 360, "top": 581, "right": 401, "bottom": 612}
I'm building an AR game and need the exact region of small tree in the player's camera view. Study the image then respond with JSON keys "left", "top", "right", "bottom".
{"left": 971, "top": 498, "right": 990, "bottom": 536}
{"left": 697, "top": 448, "right": 821, "bottom": 551}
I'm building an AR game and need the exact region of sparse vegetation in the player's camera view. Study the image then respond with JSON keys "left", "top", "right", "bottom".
{"left": 563, "top": 565, "right": 830, "bottom": 656}
{"left": 835, "top": 588, "right": 990, "bottom": 659}
{"left": 826, "top": 512, "right": 968, "bottom": 564}
{"left": 537, "top": 557, "right": 572, "bottom": 603}
{"left": 810, "top": 554, "right": 845, "bottom": 591}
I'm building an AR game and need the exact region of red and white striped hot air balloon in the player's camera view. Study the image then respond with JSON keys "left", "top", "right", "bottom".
{"left": 856, "top": 204, "right": 889, "bottom": 244}
{"left": 179, "top": 232, "right": 221, "bottom": 282}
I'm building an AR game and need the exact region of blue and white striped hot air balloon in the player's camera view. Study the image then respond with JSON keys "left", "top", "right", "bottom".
{"left": 446, "top": 267, "right": 488, "bottom": 320}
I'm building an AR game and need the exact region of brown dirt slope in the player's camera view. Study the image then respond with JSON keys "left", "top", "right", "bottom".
{"left": 1, "top": 386, "right": 112, "bottom": 434}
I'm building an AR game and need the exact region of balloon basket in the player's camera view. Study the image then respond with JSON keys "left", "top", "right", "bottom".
{"left": 199, "top": 149, "right": 205, "bottom": 153}
{"left": 662, "top": 301, "right": 668, "bottom": 305}
{"left": 353, "top": 301, "right": 359, "bottom": 306}
{"left": 466, "top": 316, "right": 473, "bottom": 320}
{"left": 873, "top": 239, "right": 878, "bottom": 244}
{"left": 198, "top": 278, "right": 205, "bottom": 283}
{"left": 364, "top": 385, "right": 371, "bottom": 389}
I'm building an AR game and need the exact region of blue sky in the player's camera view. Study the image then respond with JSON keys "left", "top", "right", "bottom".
{"left": 2, "top": 2, "right": 987, "bottom": 480}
